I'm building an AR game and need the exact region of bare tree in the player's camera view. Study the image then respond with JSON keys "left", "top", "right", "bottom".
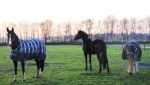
{"left": 1, "top": 22, "right": 9, "bottom": 43}
{"left": 19, "top": 21, "right": 29, "bottom": 39}
{"left": 137, "top": 20, "right": 144, "bottom": 34}
{"left": 0, "top": 21, "right": 17, "bottom": 43}
{"left": 31, "top": 23, "right": 36, "bottom": 38}
{"left": 82, "top": 18, "right": 94, "bottom": 39}
{"left": 105, "top": 15, "right": 117, "bottom": 42}
{"left": 97, "top": 20, "right": 104, "bottom": 40}
{"left": 64, "top": 22, "right": 72, "bottom": 42}
{"left": 103, "top": 18, "right": 109, "bottom": 42}
{"left": 30, "top": 22, "right": 40, "bottom": 39}
{"left": 146, "top": 16, "right": 150, "bottom": 41}
{"left": 55, "top": 24, "right": 62, "bottom": 42}
{"left": 8, "top": 22, "right": 16, "bottom": 28}
{"left": 120, "top": 18, "right": 129, "bottom": 42}
{"left": 40, "top": 19, "right": 53, "bottom": 43}
{"left": 130, "top": 18, "right": 137, "bottom": 41}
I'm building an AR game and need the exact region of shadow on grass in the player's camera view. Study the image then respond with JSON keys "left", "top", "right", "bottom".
{"left": 138, "top": 62, "right": 150, "bottom": 68}
{"left": 0, "top": 62, "right": 66, "bottom": 74}
{"left": 25, "top": 62, "right": 66, "bottom": 67}
{"left": 0, "top": 69, "right": 14, "bottom": 73}
{"left": 80, "top": 71, "right": 113, "bottom": 76}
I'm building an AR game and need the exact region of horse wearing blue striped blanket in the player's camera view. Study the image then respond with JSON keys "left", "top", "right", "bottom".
{"left": 122, "top": 41, "right": 142, "bottom": 75}
{"left": 7, "top": 28, "right": 46, "bottom": 81}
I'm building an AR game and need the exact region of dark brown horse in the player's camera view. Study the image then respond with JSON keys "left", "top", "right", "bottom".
{"left": 74, "top": 30, "right": 109, "bottom": 73}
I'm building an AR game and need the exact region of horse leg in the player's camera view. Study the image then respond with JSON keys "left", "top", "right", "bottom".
{"left": 89, "top": 54, "right": 92, "bottom": 70}
{"left": 21, "top": 61, "right": 26, "bottom": 81}
{"left": 106, "top": 58, "right": 110, "bottom": 73}
{"left": 84, "top": 52, "right": 88, "bottom": 71}
{"left": 130, "top": 57, "right": 136, "bottom": 75}
{"left": 36, "top": 59, "right": 43, "bottom": 79}
{"left": 105, "top": 57, "right": 110, "bottom": 73}
{"left": 128, "top": 60, "right": 131, "bottom": 75}
{"left": 97, "top": 53, "right": 102, "bottom": 73}
{"left": 13, "top": 60, "right": 18, "bottom": 82}
{"left": 128, "top": 60, "right": 133, "bottom": 75}
{"left": 135, "top": 61, "right": 139, "bottom": 72}
{"left": 133, "top": 60, "right": 138, "bottom": 74}
{"left": 35, "top": 59, "right": 40, "bottom": 79}
{"left": 102, "top": 53, "right": 109, "bottom": 73}
{"left": 37, "top": 60, "right": 45, "bottom": 78}
{"left": 41, "top": 60, "right": 45, "bottom": 72}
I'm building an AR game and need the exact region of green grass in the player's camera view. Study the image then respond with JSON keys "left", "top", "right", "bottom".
{"left": 0, "top": 45, "right": 150, "bottom": 85}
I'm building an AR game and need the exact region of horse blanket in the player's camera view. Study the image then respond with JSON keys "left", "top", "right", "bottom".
{"left": 122, "top": 42, "right": 142, "bottom": 61}
{"left": 10, "top": 39, "right": 46, "bottom": 61}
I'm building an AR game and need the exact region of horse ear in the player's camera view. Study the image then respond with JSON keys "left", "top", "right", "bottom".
{"left": 12, "top": 27, "right": 14, "bottom": 32}
{"left": 7, "top": 27, "right": 9, "bottom": 32}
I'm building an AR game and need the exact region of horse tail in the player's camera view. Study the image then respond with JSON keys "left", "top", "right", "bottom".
{"left": 102, "top": 53, "right": 108, "bottom": 69}
{"left": 122, "top": 47, "right": 127, "bottom": 60}
{"left": 102, "top": 43, "right": 108, "bottom": 69}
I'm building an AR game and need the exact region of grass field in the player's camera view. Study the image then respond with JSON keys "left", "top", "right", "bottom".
{"left": 0, "top": 45, "right": 150, "bottom": 85}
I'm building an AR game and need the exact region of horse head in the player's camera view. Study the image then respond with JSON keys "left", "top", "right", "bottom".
{"left": 74, "top": 30, "right": 88, "bottom": 40}
{"left": 7, "top": 27, "right": 19, "bottom": 49}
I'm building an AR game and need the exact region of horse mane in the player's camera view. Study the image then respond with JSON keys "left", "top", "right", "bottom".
{"left": 13, "top": 32, "right": 19, "bottom": 39}
{"left": 78, "top": 30, "right": 88, "bottom": 39}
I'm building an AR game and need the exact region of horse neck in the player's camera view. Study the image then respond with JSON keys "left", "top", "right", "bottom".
{"left": 11, "top": 36, "right": 20, "bottom": 50}
{"left": 82, "top": 37, "right": 91, "bottom": 44}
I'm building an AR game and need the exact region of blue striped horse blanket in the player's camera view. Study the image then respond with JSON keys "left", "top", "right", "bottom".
{"left": 10, "top": 39, "right": 46, "bottom": 61}
{"left": 122, "top": 42, "right": 142, "bottom": 61}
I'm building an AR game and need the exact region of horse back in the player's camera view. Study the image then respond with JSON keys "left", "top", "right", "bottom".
{"left": 11, "top": 39, "right": 46, "bottom": 61}
{"left": 19, "top": 39, "right": 45, "bottom": 53}
{"left": 93, "top": 39, "right": 106, "bottom": 52}
{"left": 122, "top": 42, "right": 142, "bottom": 61}
{"left": 82, "top": 39, "right": 106, "bottom": 54}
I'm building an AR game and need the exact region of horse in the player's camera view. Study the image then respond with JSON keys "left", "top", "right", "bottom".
{"left": 122, "top": 41, "right": 142, "bottom": 75}
{"left": 74, "top": 30, "right": 109, "bottom": 73}
{"left": 7, "top": 27, "right": 46, "bottom": 81}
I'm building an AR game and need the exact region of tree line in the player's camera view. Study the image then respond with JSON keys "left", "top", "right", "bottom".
{"left": 1, "top": 15, "right": 150, "bottom": 43}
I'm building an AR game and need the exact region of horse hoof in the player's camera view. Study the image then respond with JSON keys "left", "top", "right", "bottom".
{"left": 37, "top": 75, "right": 42, "bottom": 79}
{"left": 23, "top": 80, "right": 26, "bottom": 81}
{"left": 99, "top": 69, "right": 102, "bottom": 73}
{"left": 13, "top": 79, "right": 17, "bottom": 82}
{"left": 90, "top": 68, "right": 92, "bottom": 71}
{"left": 23, "top": 79, "right": 26, "bottom": 81}
{"left": 129, "top": 73, "right": 133, "bottom": 75}
{"left": 37, "top": 77, "right": 41, "bottom": 79}
{"left": 107, "top": 70, "right": 110, "bottom": 73}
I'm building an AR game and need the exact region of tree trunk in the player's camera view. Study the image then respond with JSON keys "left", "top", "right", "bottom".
{"left": 44, "top": 34, "right": 47, "bottom": 43}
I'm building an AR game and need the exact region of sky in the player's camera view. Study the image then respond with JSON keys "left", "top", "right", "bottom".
{"left": 0, "top": 0, "right": 150, "bottom": 23}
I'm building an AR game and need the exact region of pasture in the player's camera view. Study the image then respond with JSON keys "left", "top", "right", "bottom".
{"left": 0, "top": 45, "right": 150, "bottom": 85}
